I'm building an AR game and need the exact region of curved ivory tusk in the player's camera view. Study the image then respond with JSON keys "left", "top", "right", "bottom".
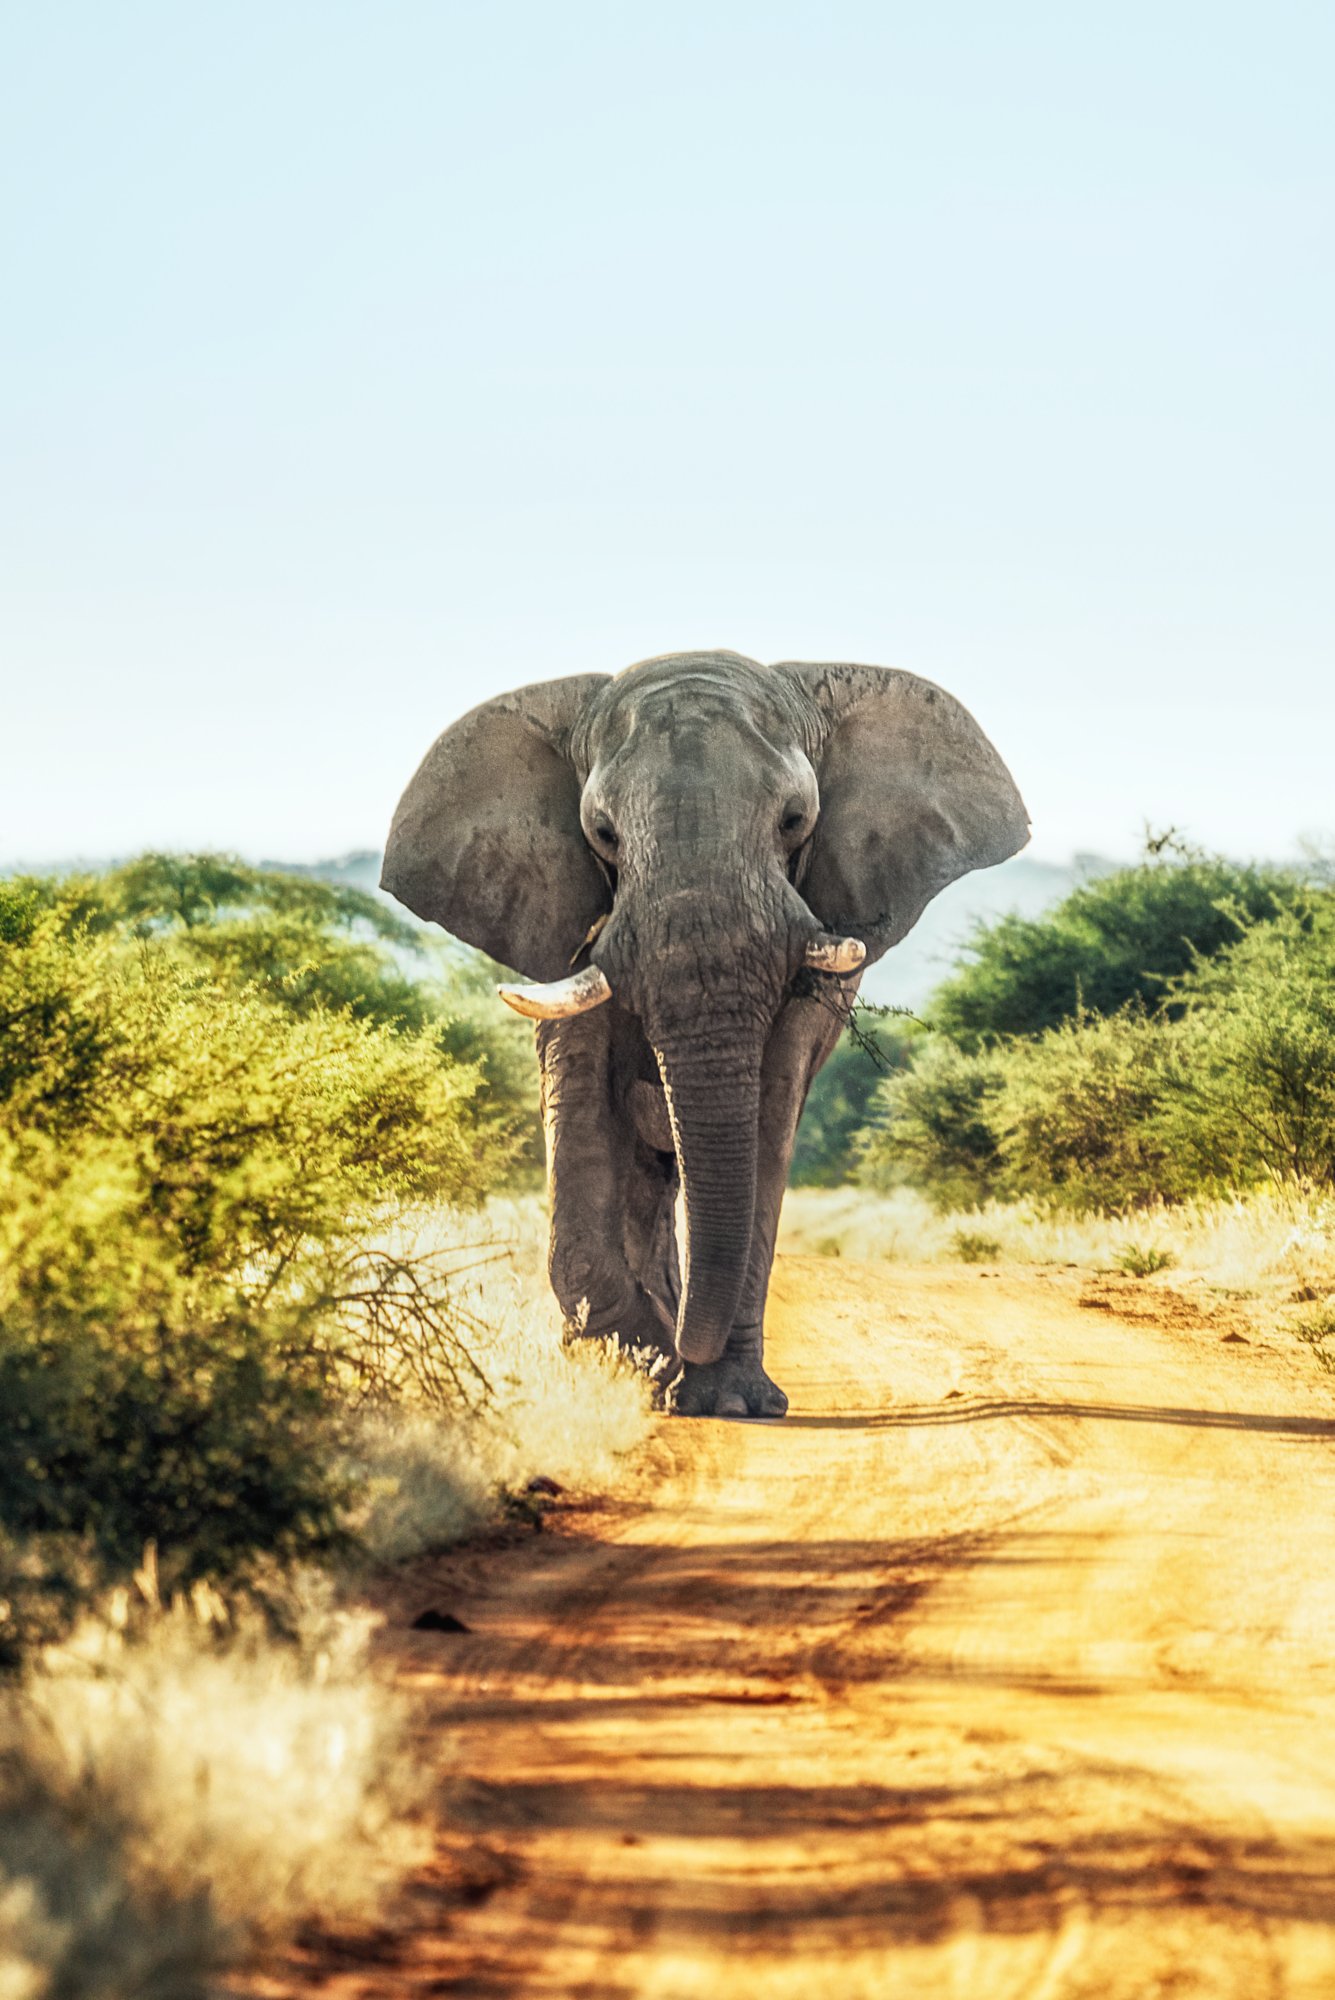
{"left": 805, "top": 933, "right": 866, "bottom": 974}
{"left": 498, "top": 964, "right": 614, "bottom": 1020}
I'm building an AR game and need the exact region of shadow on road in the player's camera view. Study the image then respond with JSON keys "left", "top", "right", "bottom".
{"left": 445, "top": 1764, "right": 1335, "bottom": 1945}
{"left": 783, "top": 1398, "right": 1335, "bottom": 1437}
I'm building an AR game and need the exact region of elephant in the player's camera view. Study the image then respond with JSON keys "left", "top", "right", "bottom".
{"left": 382, "top": 649, "right": 1028, "bottom": 1418}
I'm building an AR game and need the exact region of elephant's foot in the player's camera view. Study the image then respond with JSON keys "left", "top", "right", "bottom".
{"left": 670, "top": 1353, "right": 789, "bottom": 1420}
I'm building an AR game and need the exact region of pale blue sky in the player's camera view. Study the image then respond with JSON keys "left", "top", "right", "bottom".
{"left": 3, "top": 2, "right": 1332, "bottom": 865}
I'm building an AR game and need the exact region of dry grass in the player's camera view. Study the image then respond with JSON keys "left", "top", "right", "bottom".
{"left": 0, "top": 1564, "right": 425, "bottom": 1996}
{"left": 0, "top": 1796, "right": 219, "bottom": 2000}
{"left": 780, "top": 1185, "right": 1335, "bottom": 1298}
{"left": 346, "top": 1195, "right": 652, "bottom": 1565}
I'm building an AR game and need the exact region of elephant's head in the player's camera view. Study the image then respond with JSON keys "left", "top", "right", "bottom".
{"left": 382, "top": 650, "right": 1027, "bottom": 1364}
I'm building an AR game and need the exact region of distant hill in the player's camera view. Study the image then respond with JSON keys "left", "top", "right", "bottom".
{"left": 265, "top": 849, "right": 387, "bottom": 898}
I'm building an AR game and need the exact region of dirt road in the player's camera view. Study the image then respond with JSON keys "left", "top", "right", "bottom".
{"left": 268, "top": 1257, "right": 1335, "bottom": 1998}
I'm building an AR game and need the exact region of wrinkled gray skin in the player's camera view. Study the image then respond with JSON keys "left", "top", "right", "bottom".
{"left": 382, "top": 651, "right": 1028, "bottom": 1418}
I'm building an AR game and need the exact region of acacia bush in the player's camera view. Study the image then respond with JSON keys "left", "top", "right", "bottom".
{"left": 1165, "top": 900, "right": 1335, "bottom": 1189}
{"left": 0, "top": 880, "right": 494, "bottom": 1586}
{"left": 0, "top": 865, "right": 647, "bottom": 1992}
{"left": 928, "top": 852, "right": 1296, "bottom": 1048}
{"left": 860, "top": 872, "right": 1335, "bottom": 1215}
{"left": 990, "top": 1009, "right": 1193, "bottom": 1210}
{"left": 22, "top": 852, "right": 542, "bottom": 1179}
{"left": 790, "top": 1011, "right": 917, "bottom": 1186}
{"left": 860, "top": 1036, "right": 1007, "bottom": 1209}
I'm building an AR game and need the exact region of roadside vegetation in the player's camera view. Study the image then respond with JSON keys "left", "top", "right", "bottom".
{"left": 781, "top": 1183, "right": 1335, "bottom": 1300}
{"left": 0, "top": 857, "right": 647, "bottom": 1996}
{"left": 789, "top": 843, "right": 1335, "bottom": 1313}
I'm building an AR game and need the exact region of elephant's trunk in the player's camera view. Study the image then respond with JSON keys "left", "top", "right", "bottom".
{"left": 653, "top": 1036, "right": 762, "bottom": 1366}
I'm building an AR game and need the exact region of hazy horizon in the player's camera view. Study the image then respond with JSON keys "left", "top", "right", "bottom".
{"left": 0, "top": 840, "right": 1315, "bottom": 877}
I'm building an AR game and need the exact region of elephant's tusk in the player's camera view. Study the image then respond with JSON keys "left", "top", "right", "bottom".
{"left": 498, "top": 964, "right": 614, "bottom": 1020}
{"left": 805, "top": 933, "right": 866, "bottom": 974}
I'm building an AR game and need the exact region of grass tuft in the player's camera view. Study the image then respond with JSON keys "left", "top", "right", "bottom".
{"left": 1113, "top": 1243, "right": 1177, "bottom": 1277}
{"left": 950, "top": 1229, "right": 1003, "bottom": 1263}
{"left": 1293, "top": 1307, "right": 1335, "bottom": 1373}
{"left": 347, "top": 1198, "right": 651, "bottom": 1564}
{"left": 9, "top": 1575, "right": 427, "bottom": 1933}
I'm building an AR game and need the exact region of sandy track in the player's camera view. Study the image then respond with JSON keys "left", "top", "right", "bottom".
{"left": 255, "top": 1258, "right": 1335, "bottom": 1998}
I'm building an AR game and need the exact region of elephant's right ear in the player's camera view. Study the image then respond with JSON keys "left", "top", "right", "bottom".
{"left": 381, "top": 675, "right": 610, "bottom": 982}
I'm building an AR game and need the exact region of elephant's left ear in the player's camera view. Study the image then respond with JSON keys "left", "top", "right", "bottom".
{"left": 775, "top": 661, "right": 1030, "bottom": 963}
{"left": 381, "top": 674, "right": 611, "bottom": 982}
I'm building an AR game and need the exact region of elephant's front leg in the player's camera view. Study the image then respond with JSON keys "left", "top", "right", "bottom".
{"left": 538, "top": 1013, "right": 676, "bottom": 1358}
{"left": 673, "top": 982, "right": 851, "bottom": 1418}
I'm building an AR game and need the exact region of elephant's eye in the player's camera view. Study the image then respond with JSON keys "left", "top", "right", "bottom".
{"left": 592, "top": 816, "right": 618, "bottom": 851}
{"left": 780, "top": 810, "right": 808, "bottom": 838}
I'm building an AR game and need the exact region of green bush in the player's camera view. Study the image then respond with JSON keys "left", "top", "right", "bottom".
{"left": 865, "top": 1011, "right": 1184, "bottom": 1215}
{"left": 861, "top": 1038, "right": 1007, "bottom": 1210}
{"left": 420, "top": 946, "right": 546, "bottom": 1184}
{"left": 131, "top": 855, "right": 541, "bottom": 1176}
{"left": 1294, "top": 1308, "right": 1335, "bottom": 1373}
{"left": 1164, "top": 899, "right": 1335, "bottom": 1191}
{"left": 861, "top": 883, "right": 1335, "bottom": 1217}
{"left": 1115, "top": 1243, "right": 1176, "bottom": 1276}
{"left": 929, "top": 853, "right": 1297, "bottom": 1050}
{"left": 991, "top": 1009, "right": 1193, "bottom": 1211}
{"left": 791, "top": 1012, "right": 917, "bottom": 1186}
{"left": 12, "top": 853, "right": 542, "bottom": 1185}
{"left": 0, "top": 1528, "right": 96, "bottom": 1670}
{"left": 0, "top": 888, "right": 495, "bottom": 1586}
{"left": 950, "top": 1229, "right": 1003, "bottom": 1263}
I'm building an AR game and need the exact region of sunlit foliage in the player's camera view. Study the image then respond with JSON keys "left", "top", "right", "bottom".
{"left": 0, "top": 882, "right": 492, "bottom": 1581}
{"left": 790, "top": 1011, "right": 917, "bottom": 1186}
{"left": 860, "top": 863, "right": 1335, "bottom": 1215}
{"left": 927, "top": 852, "right": 1297, "bottom": 1049}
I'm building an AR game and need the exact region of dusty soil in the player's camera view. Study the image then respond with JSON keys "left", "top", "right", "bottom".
{"left": 250, "top": 1257, "right": 1335, "bottom": 1998}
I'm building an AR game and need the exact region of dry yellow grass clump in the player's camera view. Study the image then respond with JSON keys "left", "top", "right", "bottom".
{"left": 0, "top": 1566, "right": 423, "bottom": 1997}
{"left": 780, "top": 1185, "right": 1335, "bottom": 1297}
{"left": 21, "top": 1573, "right": 424, "bottom": 1921}
{"left": 347, "top": 1196, "right": 652, "bottom": 1563}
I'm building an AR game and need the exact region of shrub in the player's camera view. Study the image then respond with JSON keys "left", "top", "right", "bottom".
{"left": 1293, "top": 1308, "right": 1335, "bottom": 1373}
{"left": 1164, "top": 900, "right": 1335, "bottom": 1191}
{"left": 11, "top": 853, "right": 541, "bottom": 1186}
{"left": 929, "top": 853, "right": 1297, "bottom": 1049}
{"left": 860, "top": 881, "right": 1335, "bottom": 1216}
{"left": 992, "top": 1008, "right": 1193, "bottom": 1211}
{"left": 0, "top": 1529, "right": 98, "bottom": 1672}
{"left": 791, "top": 1011, "right": 917, "bottom": 1186}
{"left": 0, "top": 867, "right": 652, "bottom": 1992}
{"left": 0, "top": 894, "right": 492, "bottom": 1584}
{"left": 862, "top": 1009, "right": 1196, "bottom": 1216}
{"left": 861, "top": 1038, "right": 1007, "bottom": 1210}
